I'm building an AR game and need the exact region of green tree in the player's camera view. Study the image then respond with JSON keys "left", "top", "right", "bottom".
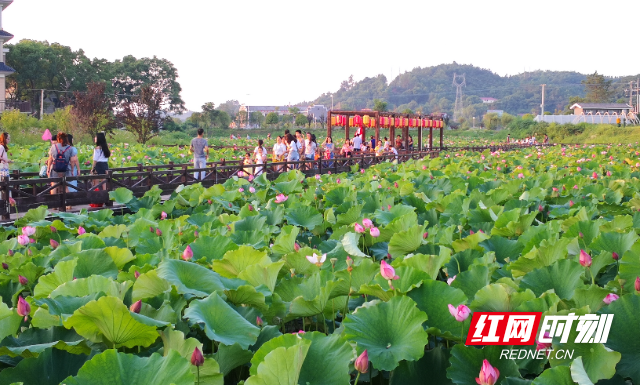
{"left": 483, "top": 112, "right": 500, "bottom": 130}
{"left": 71, "top": 82, "right": 116, "bottom": 137}
{"left": 117, "top": 85, "right": 166, "bottom": 144}
{"left": 582, "top": 71, "right": 613, "bottom": 103}
{"left": 250, "top": 111, "right": 265, "bottom": 128}
{"left": 265, "top": 112, "right": 279, "bottom": 127}
{"left": 288, "top": 106, "right": 300, "bottom": 115}
{"left": 373, "top": 99, "right": 388, "bottom": 112}
{"left": 217, "top": 100, "right": 240, "bottom": 117}
{"left": 401, "top": 108, "right": 413, "bottom": 114}
{"left": 501, "top": 112, "right": 515, "bottom": 126}
{"left": 295, "top": 114, "right": 307, "bottom": 127}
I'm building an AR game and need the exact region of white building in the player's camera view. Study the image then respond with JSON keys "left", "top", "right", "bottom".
{"left": 0, "top": 0, "right": 14, "bottom": 112}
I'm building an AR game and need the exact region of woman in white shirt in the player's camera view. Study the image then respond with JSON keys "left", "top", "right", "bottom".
{"left": 254, "top": 146, "right": 266, "bottom": 176}
{"left": 0, "top": 133, "right": 13, "bottom": 201}
{"left": 91, "top": 133, "right": 111, "bottom": 195}
{"left": 273, "top": 136, "right": 286, "bottom": 172}
{"left": 285, "top": 133, "right": 299, "bottom": 170}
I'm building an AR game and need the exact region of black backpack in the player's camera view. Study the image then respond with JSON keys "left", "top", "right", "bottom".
{"left": 53, "top": 145, "right": 70, "bottom": 173}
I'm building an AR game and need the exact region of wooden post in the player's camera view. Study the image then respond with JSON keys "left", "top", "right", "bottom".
{"left": 418, "top": 125, "right": 423, "bottom": 152}
{"left": 105, "top": 171, "right": 113, "bottom": 207}
{"left": 1, "top": 176, "right": 9, "bottom": 220}
{"left": 345, "top": 121, "right": 350, "bottom": 142}
{"left": 429, "top": 126, "right": 433, "bottom": 150}
{"left": 327, "top": 111, "right": 332, "bottom": 139}
{"left": 375, "top": 115, "right": 380, "bottom": 149}
{"left": 60, "top": 176, "right": 66, "bottom": 211}
{"left": 403, "top": 125, "right": 409, "bottom": 151}
{"left": 390, "top": 125, "right": 395, "bottom": 148}
{"left": 439, "top": 123, "right": 444, "bottom": 150}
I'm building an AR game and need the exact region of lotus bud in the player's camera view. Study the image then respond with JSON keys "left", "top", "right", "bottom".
{"left": 346, "top": 256, "right": 353, "bottom": 267}
{"left": 78, "top": 226, "right": 86, "bottom": 235}
{"left": 256, "top": 316, "right": 263, "bottom": 327}
{"left": 182, "top": 245, "right": 193, "bottom": 261}
{"left": 380, "top": 260, "right": 399, "bottom": 280}
{"left": 134, "top": 271, "right": 140, "bottom": 279}
{"left": 603, "top": 293, "right": 619, "bottom": 304}
{"left": 635, "top": 276, "right": 640, "bottom": 292}
{"left": 29, "top": 238, "right": 35, "bottom": 244}
{"left": 336, "top": 178, "right": 341, "bottom": 184}
{"left": 354, "top": 350, "right": 369, "bottom": 374}
{"left": 476, "top": 359, "right": 500, "bottom": 385}
{"left": 470, "top": 230, "right": 475, "bottom": 235}
{"left": 9, "top": 197, "right": 16, "bottom": 206}
{"left": 354, "top": 223, "right": 365, "bottom": 233}
{"left": 18, "top": 275, "right": 28, "bottom": 285}
{"left": 536, "top": 332, "right": 552, "bottom": 351}
{"left": 447, "top": 275, "right": 456, "bottom": 285}
{"left": 194, "top": 231, "right": 199, "bottom": 238}
{"left": 248, "top": 205, "right": 253, "bottom": 212}
{"left": 448, "top": 303, "right": 471, "bottom": 322}
{"left": 394, "top": 182, "right": 398, "bottom": 188}
{"left": 569, "top": 200, "right": 574, "bottom": 207}
{"left": 191, "top": 347, "right": 204, "bottom": 367}
{"left": 7, "top": 250, "right": 13, "bottom": 256}
{"left": 294, "top": 243, "right": 300, "bottom": 252}
{"left": 369, "top": 227, "right": 380, "bottom": 238}
{"left": 423, "top": 232, "right": 428, "bottom": 239}
{"left": 579, "top": 232, "right": 584, "bottom": 238}
{"left": 17, "top": 235, "right": 29, "bottom": 246}
{"left": 388, "top": 204, "right": 392, "bottom": 211}
{"left": 362, "top": 218, "right": 373, "bottom": 229}
{"left": 17, "top": 296, "right": 30, "bottom": 317}
{"left": 2, "top": 263, "right": 7, "bottom": 270}
{"left": 238, "top": 188, "right": 244, "bottom": 193}
{"left": 612, "top": 252, "right": 619, "bottom": 261}
{"left": 538, "top": 205, "right": 543, "bottom": 212}
{"left": 249, "top": 187, "right": 256, "bottom": 193}
{"left": 156, "top": 228, "right": 162, "bottom": 236}
{"left": 50, "top": 226, "right": 57, "bottom": 233}
{"left": 50, "top": 239, "right": 59, "bottom": 249}
{"left": 129, "top": 300, "right": 142, "bottom": 313}
{"left": 579, "top": 249, "right": 592, "bottom": 267}
{"left": 150, "top": 226, "right": 154, "bottom": 233}
{"left": 161, "top": 211, "right": 167, "bottom": 220}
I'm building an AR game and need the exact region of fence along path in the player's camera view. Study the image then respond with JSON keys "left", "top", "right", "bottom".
{"left": 0, "top": 143, "right": 544, "bottom": 220}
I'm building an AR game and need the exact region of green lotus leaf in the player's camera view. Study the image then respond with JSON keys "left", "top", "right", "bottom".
{"left": 245, "top": 337, "right": 310, "bottom": 385}
{"left": 33, "top": 259, "right": 77, "bottom": 299}
{"left": 284, "top": 206, "right": 323, "bottom": 230}
{"left": 450, "top": 264, "right": 492, "bottom": 300}
{"left": 390, "top": 347, "right": 453, "bottom": 385}
{"left": 618, "top": 242, "right": 640, "bottom": 291}
{"left": 50, "top": 275, "right": 132, "bottom": 300}
{"left": 470, "top": 283, "right": 536, "bottom": 312}
{"left": 63, "top": 349, "right": 193, "bottom": 385}
{"left": 288, "top": 273, "right": 335, "bottom": 318}
{"left": 224, "top": 285, "right": 267, "bottom": 310}
{"left": 0, "top": 326, "right": 90, "bottom": 358}
{"left": 0, "top": 301, "right": 24, "bottom": 342}
{"left": 0, "top": 348, "right": 90, "bottom": 385}
{"left": 98, "top": 224, "right": 128, "bottom": 239}
{"left": 520, "top": 260, "right": 585, "bottom": 300}
{"left": 157, "top": 259, "right": 225, "bottom": 298}
{"left": 388, "top": 225, "right": 425, "bottom": 258}
{"left": 407, "top": 279, "right": 468, "bottom": 338}
{"left": 480, "top": 235, "right": 524, "bottom": 264}
{"left": 334, "top": 258, "right": 379, "bottom": 294}
{"left": 158, "top": 326, "right": 202, "bottom": 359}
{"left": 212, "top": 245, "right": 270, "bottom": 278}
{"left": 343, "top": 296, "right": 429, "bottom": 371}
{"left": 598, "top": 294, "right": 640, "bottom": 384}
{"left": 270, "top": 225, "right": 300, "bottom": 257}
{"left": 183, "top": 292, "right": 260, "bottom": 349}
{"left": 109, "top": 187, "right": 134, "bottom": 204}
{"left": 509, "top": 237, "right": 572, "bottom": 278}
{"left": 132, "top": 269, "right": 170, "bottom": 302}
{"left": 63, "top": 296, "right": 158, "bottom": 348}
{"left": 397, "top": 248, "right": 452, "bottom": 280}
{"left": 446, "top": 344, "right": 522, "bottom": 385}
{"left": 103, "top": 246, "right": 135, "bottom": 269}
{"left": 237, "top": 261, "right": 285, "bottom": 293}
{"left": 189, "top": 235, "right": 239, "bottom": 262}
{"left": 531, "top": 366, "right": 576, "bottom": 385}
{"left": 213, "top": 343, "right": 254, "bottom": 376}
{"left": 374, "top": 204, "right": 417, "bottom": 226}
{"left": 341, "top": 232, "right": 368, "bottom": 258}
{"left": 72, "top": 249, "right": 119, "bottom": 279}
{"left": 36, "top": 293, "right": 105, "bottom": 320}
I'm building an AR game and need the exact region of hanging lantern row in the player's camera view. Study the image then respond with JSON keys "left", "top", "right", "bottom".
{"left": 331, "top": 114, "right": 443, "bottom": 128}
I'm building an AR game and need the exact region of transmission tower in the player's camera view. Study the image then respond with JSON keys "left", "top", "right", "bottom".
{"left": 452, "top": 73, "right": 466, "bottom": 122}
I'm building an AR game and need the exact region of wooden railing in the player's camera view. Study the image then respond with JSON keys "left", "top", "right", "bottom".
{"left": 0, "top": 143, "right": 549, "bottom": 220}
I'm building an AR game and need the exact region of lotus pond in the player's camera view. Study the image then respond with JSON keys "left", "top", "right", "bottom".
{"left": 0, "top": 143, "right": 639, "bottom": 384}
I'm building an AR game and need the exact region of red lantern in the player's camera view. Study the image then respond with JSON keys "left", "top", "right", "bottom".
{"left": 354, "top": 115, "right": 362, "bottom": 127}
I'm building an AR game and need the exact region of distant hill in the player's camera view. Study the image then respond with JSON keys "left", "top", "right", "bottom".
{"left": 311, "top": 63, "right": 639, "bottom": 121}
{"left": 172, "top": 110, "right": 195, "bottom": 121}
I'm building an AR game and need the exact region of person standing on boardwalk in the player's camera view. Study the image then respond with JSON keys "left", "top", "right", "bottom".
{"left": 352, "top": 133, "right": 362, "bottom": 154}
{"left": 190, "top": 128, "right": 209, "bottom": 181}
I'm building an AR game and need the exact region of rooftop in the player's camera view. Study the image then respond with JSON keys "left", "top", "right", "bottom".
{"left": 0, "top": 62, "right": 15, "bottom": 73}
{"left": 570, "top": 103, "right": 631, "bottom": 109}
{"left": 0, "top": 30, "right": 13, "bottom": 41}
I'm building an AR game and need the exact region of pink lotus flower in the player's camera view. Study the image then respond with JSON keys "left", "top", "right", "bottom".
{"left": 275, "top": 194, "right": 288, "bottom": 203}
{"left": 517, "top": 173, "right": 524, "bottom": 179}
{"left": 156, "top": 228, "right": 163, "bottom": 236}
{"left": 573, "top": 185, "right": 578, "bottom": 189}
{"left": 129, "top": 300, "right": 142, "bottom": 313}
{"left": 8, "top": 197, "right": 16, "bottom": 206}
{"left": 569, "top": 200, "right": 574, "bottom": 207}
{"left": 17, "top": 296, "right": 30, "bottom": 317}
{"left": 476, "top": 359, "right": 500, "bottom": 385}
{"left": 635, "top": 276, "right": 640, "bottom": 292}
{"left": 256, "top": 316, "right": 263, "bottom": 327}
{"left": 315, "top": 174, "right": 321, "bottom": 180}
{"left": 354, "top": 350, "right": 369, "bottom": 374}
{"left": 191, "top": 347, "right": 204, "bottom": 366}
{"left": 182, "top": 245, "right": 194, "bottom": 261}
{"left": 2, "top": 263, "right": 8, "bottom": 270}
{"left": 448, "top": 304, "right": 471, "bottom": 322}
{"left": 50, "top": 239, "right": 59, "bottom": 249}
{"left": 422, "top": 165, "right": 427, "bottom": 170}
{"left": 248, "top": 175, "right": 254, "bottom": 182}
{"left": 354, "top": 223, "right": 365, "bottom": 233}
{"left": 603, "top": 293, "right": 619, "bottom": 304}
{"left": 78, "top": 226, "right": 86, "bottom": 235}
{"left": 552, "top": 187, "right": 558, "bottom": 192}
{"left": 447, "top": 275, "right": 456, "bottom": 285}
{"left": 577, "top": 167, "right": 581, "bottom": 172}
{"left": 336, "top": 178, "right": 341, "bottom": 184}
{"left": 18, "top": 275, "right": 28, "bottom": 285}
{"left": 380, "top": 260, "right": 399, "bottom": 280}
{"left": 22, "top": 226, "right": 36, "bottom": 236}
{"left": 249, "top": 186, "right": 256, "bottom": 193}
{"left": 423, "top": 232, "right": 428, "bottom": 239}
{"left": 612, "top": 252, "right": 619, "bottom": 260}
{"left": 134, "top": 271, "right": 140, "bottom": 279}
{"left": 238, "top": 171, "right": 245, "bottom": 177}
{"left": 536, "top": 332, "right": 551, "bottom": 351}
{"left": 29, "top": 238, "right": 35, "bottom": 244}
{"left": 294, "top": 243, "right": 300, "bottom": 252}
{"left": 388, "top": 205, "right": 392, "bottom": 211}
{"left": 238, "top": 188, "right": 244, "bottom": 193}
{"left": 161, "top": 211, "right": 167, "bottom": 220}
{"left": 579, "top": 249, "right": 592, "bottom": 267}
{"left": 7, "top": 250, "right": 13, "bottom": 256}
{"left": 369, "top": 227, "right": 380, "bottom": 237}
{"left": 394, "top": 182, "right": 398, "bottom": 188}
{"left": 306, "top": 253, "right": 326, "bottom": 267}
{"left": 362, "top": 218, "right": 373, "bottom": 229}
{"left": 606, "top": 171, "right": 611, "bottom": 176}
{"left": 592, "top": 172, "right": 598, "bottom": 179}
{"left": 17, "top": 235, "right": 29, "bottom": 246}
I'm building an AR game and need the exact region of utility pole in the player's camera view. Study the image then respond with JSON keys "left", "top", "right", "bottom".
{"left": 629, "top": 81, "right": 634, "bottom": 108}
{"left": 39, "top": 89, "right": 44, "bottom": 120}
{"left": 452, "top": 73, "right": 466, "bottom": 122}
{"left": 637, "top": 78, "right": 639, "bottom": 114}
{"left": 540, "top": 84, "right": 546, "bottom": 117}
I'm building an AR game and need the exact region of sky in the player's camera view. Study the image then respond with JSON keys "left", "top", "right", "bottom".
{"left": 4, "top": 0, "right": 640, "bottom": 111}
